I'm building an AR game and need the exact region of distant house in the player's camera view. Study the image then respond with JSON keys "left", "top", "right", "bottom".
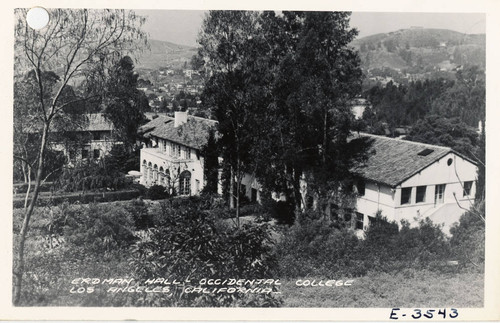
{"left": 51, "top": 113, "right": 119, "bottom": 162}
{"left": 349, "top": 133, "right": 478, "bottom": 234}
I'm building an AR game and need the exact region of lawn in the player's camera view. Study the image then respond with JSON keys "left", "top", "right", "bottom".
{"left": 279, "top": 270, "right": 483, "bottom": 307}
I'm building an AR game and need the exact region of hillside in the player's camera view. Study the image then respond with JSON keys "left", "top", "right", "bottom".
{"left": 351, "top": 28, "right": 485, "bottom": 85}
{"left": 131, "top": 28, "right": 485, "bottom": 82}
{"left": 131, "top": 39, "right": 198, "bottom": 70}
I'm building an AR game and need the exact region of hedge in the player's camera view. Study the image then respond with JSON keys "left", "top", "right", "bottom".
{"left": 13, "top": 182, "right": 55, "bottom": 194}
{"left": 13, "top": 189, "right": 142, "bottom": 208}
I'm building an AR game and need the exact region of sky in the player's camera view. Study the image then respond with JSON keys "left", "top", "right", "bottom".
{"left": 135, "top": 10, "right": 486, "bottom": 47}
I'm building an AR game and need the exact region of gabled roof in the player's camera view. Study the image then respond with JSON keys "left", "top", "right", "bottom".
{"left": 349, "top": 133, "right": 456, "bottom": 187}
{"left": 20, "top": 113, "right": 113, "bottom": 133}
{"left": 84, "top": 113, "right": 114, "bottom": 131}
{"left": 139, "top": 115, "right": 218, "bottom": 150}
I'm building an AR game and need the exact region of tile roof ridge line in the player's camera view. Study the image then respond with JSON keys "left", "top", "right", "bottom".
{"left": 188, "top": 115, "right": 218, "bottom": 123}
{"left": 357, "top": 132, "right": 451, "bottom": 151}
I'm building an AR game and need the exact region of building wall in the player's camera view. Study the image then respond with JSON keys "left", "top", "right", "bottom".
{"left": 240, "top": 173, "right": 262, "bottom": 203}
{"left": 51, "top": 131, "right": 118, "bottom": 162}
{"left": 356, "top": 182, "right": 395, "bottom": 218}
{"left": 140, "top": 143, "right": 205, "bottom": 196}
{"left": 394, "top": 152, "right": 477, "bottom": 223}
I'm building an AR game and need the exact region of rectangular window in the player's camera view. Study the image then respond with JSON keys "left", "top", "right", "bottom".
{"left": 416, "top": 186, "right": 426, "bottom": 203}
{"left": 401, "top": 187, "right": 412, "bottom": 205}
{"left": 82, "top": 148, "right": 89, "bottom": 159}
{"left": 435, "top": 184, "right": 446, "bottom": 204}
{"left": 355, "top": 212, "right": 364, "bottom": 230}
{"left": 93, "top": 149, "right": 100, "bottom": 159}
{"left": 463, "top": 181, "right": 473, "bottom": 197}
{"left": 92, "top": 132, "right": 101, "bottom": 140}
{"left": 184, "top": 147, "right": 191, "bottom": 159}
{"left": 357, "top": 180, "right": 365, "bottom": 196}
{"left": 176, "top": 145, "right": 181, "bottom": 158}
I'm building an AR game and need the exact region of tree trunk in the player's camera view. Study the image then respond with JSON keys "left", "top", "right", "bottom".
{"left": 13, "top": 122, "right": 48, "bottom": 305}
{"left": 293, "top": 168, "right": 302, "bottom": 212}
{"left": 229, "top": 165, "right": 235, "bottom": 209}
{"left": 23, "top": 165, "right": 31, "bottom": 209}
{"left": 236, "top": 158, "right": 240, "bottom": 229}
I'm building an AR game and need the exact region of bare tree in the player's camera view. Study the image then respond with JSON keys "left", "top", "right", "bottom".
{"left": 13, "top": 8, "right": 147, "bottom": 304}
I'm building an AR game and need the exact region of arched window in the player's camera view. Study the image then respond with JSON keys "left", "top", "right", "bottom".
{"left": 148, "top": 162, "right": 153, "bottom": 183}
{"left": 159, "top": 167, "right": 165, "bottom": 186}
{"left": 153, "top": 165, "right": 158, "bottom": 183}
{"left": 179, "top": 170, "right": 191, "bottom": 196}
{"left": 142, "top": 160, "right": 147, "bottom": 177}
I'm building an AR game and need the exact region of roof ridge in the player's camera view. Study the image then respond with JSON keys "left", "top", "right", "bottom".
{"left": 358, "top": 132, "right": 451, "bottom": 151}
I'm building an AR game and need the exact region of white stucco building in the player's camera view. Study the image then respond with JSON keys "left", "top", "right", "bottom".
{"left": 139, "top": 112, "right": 217, "bottom": 195}
{"left": 139, "top": 112, "right": 263, "bottom": 201}
{"left": 349, "top": 133, "right": 478, "bottom": 234}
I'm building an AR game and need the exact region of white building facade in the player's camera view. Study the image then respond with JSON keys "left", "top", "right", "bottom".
{"left": 139, "top": 112, "right": 215, "bottom": 196}
{"left": 351, "top": 134, "right": 478, "bottom": 234}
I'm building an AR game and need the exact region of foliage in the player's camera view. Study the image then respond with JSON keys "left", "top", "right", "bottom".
{"left": 13, "top": 8, "right": 148, "bottom": 303}
{"left": 253, "top": 11, "right": 363, "bottom": 211}
{"left": 197, "top": 11, "right": 363, "bottom": 219}
{"left": 129, "top": 200, "right": 282, "bottom": 306}
{"left": 449, "top": 201, "right": 485, "bottom": 270}
{"left": 405, "top": 115, "right": 479, "bottom": 159}
{"left": 200, "top": 129, "right": 220, "bottom": 195}
{"left": 56, "top": 159, "right": 130, "bottom": 192}
{"left": 363, "top": 78, "right": 454, "bottom": 129}
{"left": 125, "top": 198, "right": 153, "bottom": 230}
{"left": 13, "top": 189, "right": 142, "bottom": 209}
{"left": 62, "top": 203, "right": 137, "bottom": 254}
{"left": 104, "top": 144, "right": 141, "bottom": 173}
{"left": 101, "top": 56, "right": 149, "bottom": 149}
{"left": 430, "top": 66, "right": 485, "bottom": 127}
{"left": 146, "top": 184, "right": 170, "bottom": 200}
{"left": 275, "top": 211, "right": 452, "bottom": 278}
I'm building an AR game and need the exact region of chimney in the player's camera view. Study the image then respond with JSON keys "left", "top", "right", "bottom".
{"left": 174, "top": 111, "right": 188, "bottom": 128}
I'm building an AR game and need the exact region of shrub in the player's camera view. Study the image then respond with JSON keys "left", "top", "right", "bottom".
{"left": 449, "top": 202, "right": 485, "bottom": 270}
{"left": 56, "top": 159, "right": 131, "bottom": 192}
{"left": 129, "top": 201, "right": 282, "bottom": 307}
{"left": 62, "top": 203, "right": 137, "bottom": 254}
{"left": 13, "top": 189, "right": 142, "bottom": 208}
{"left": 125, "top": 198, "right": 153, "bottom": 230}
{"left": 274, "top": 210, "right": 454, "bottom": 278}
{"left": 146, "top": 184, "right": 169, "bottom": 200}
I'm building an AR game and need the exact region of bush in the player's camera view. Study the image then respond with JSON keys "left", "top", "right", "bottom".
{"left": 262, "top": 198, "right": 295, "bottom": 225}
{"left": 129, "top": 201, "right": 282, "bottom": 307}
{"left": 449, "top": 202, "right": 485, "bottom": 270}
{"left": 125, "top": 198, "right": 153, "bottom": 230}
{"left": 274, "top": 210, "right": 454, "bottom": 278}
{"left": 62, "top": 203, "right": 137, "bottom": 254}
{"left": 56, "top": 159, "right": 131, "bottom": 192}
{"left": 146, "top": 185, "right": 169, "bottom": 200}
{"left": 13, "top": 189, "right": 142, "bottom": 208}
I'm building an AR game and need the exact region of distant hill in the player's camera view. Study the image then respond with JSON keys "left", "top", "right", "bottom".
{"left": 132, "top": 28, "right": 485, "bottom": 81}
{"left": 131, "top": 39, "right": 198, "bottom": 70}
{"left": 351, "top": 28, "right": 485, "bottom": 81}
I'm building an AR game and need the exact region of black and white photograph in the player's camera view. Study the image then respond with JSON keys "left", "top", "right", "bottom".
{"left": 3, "top": 0, "right": 500, "bottom": 320}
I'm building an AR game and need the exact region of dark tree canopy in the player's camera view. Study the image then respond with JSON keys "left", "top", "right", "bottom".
{"left": 102, "top": 56, "right": 149, "bottom": 149}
